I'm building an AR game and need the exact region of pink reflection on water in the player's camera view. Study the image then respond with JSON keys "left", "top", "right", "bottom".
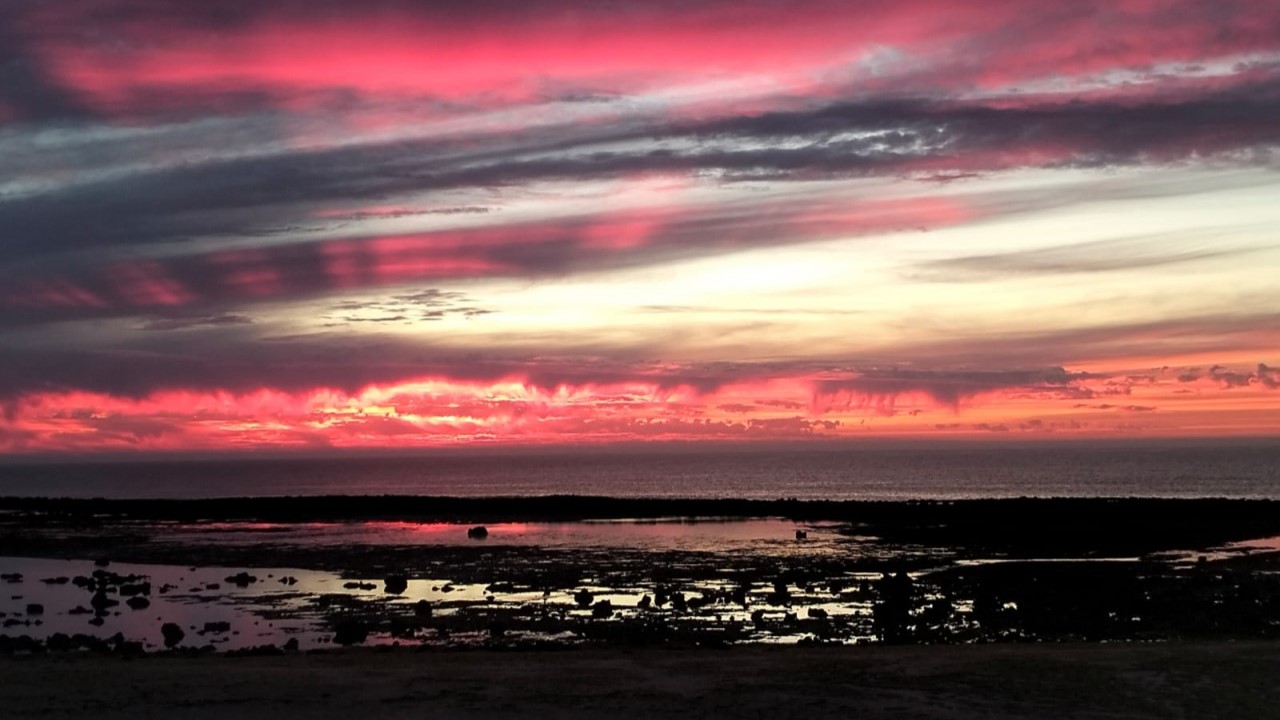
{"left": 163, "top": 518, "right": 837, "bottom": 553}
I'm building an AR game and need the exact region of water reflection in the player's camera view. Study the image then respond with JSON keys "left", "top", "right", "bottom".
{"left": 158, "top": 517, "right": 845, "bottom": 553}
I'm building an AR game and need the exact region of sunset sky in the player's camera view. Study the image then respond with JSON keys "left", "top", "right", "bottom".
{"left": 1, "top": 0, "right": 1278, "bottom": 453}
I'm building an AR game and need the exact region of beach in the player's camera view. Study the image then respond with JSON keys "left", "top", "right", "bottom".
{"left": 4, "top": 641, "right": 1278, "bottom": 719}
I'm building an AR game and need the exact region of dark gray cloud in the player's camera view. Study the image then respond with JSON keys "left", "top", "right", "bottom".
{"left": 3, "top": 76, "right": 1279, "bottom": 289}
{"left": 909, "top": 234, "right": 1265, "bottom": 281}
{"left": 1178, "top": 363, "right": 1280, "bottom": 389}
{"left": 139, "top": 313, "right": 254, "bottom": 332}
{"left": 814, "top": 367, "right": 1095, "bottom": 412}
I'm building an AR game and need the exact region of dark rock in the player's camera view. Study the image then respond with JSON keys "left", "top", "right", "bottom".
{"left": 68, "top": 606, "right": 92, "bottom": 615}
{"left": 88, "top": 617, "right": 105, "bottom": 627}
{"left": 808, "top": 608, "right": 829, "bottom": 619}
{"left": 332, "top": 620, "right": 368, "bottom": 645}
{"left": 574, "top": 589, "right": 594, "bottom": 607}
{"left": 25, "top": 604, "right": 43, "bottom": 616}
{"left": 90, "top": 592, "right": 118, "bottom": 612}
{"left": 40, "top": 577, "right": 70, "bottom": 585}
{"left": 114, "top": 640, "right": 145, "bottom": 656}
{"left": 343, "top": 581, "right": 376, "bottom": 591}
{"left": 203, "top": 621, "right": 231, "bottom": 634}
{"left": 228, "top": 644, "right": 283, "bottom": 657}
{"left": 161, "top": 622, "right": 185, "bottom": 648}
{"left": 46, "top": 633, "right": 73, "bottom": 652}
{"left": 224, "top": 572, "right": 258, "bottom": 587}
{"left": 795, "top": 529, "right": 808, "bottom": 540}
{"left": 467, "top": 526, "right": 489, "bottom": 540}
{"left": 94, "top": 558, "right": 110, "bottom": 567}
{"left": 413, "top": 600, "right": 433, "bottom": 618}
{"left": 119, "top": 582, "right": 151, "bottom": 596}
{"left": 126, "top": 596, "right": 151, "bottom": 610}
{"left": 71, "top": 634, "right": 109, "bottom": 653}
{"left": 637, "top": 594, "right": 652, "bottom": 610}
{"left": 592, "top": 600, "right": 614, "bottom": 619}
{"left": 1, "top": 635, "right": 40, "bottom": 654}
{"left": 283, "top": 637, "right": 300, "bottom": 652}
{"left": 279, "top": 576, "right": 298, "bottom": 586}
{"left": 384, "top": 575, "right": 408, "bottom": 594}
{"left": 71, "top": 576, "right": 91, "bottom": 588}
{"left": 204, "top": 583, "right": 221, "bottom": 590}
{"left": 0, "top": 573, "right": 21, "bottom": 583}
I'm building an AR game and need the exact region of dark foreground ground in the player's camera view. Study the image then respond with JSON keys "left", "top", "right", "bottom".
{"left": 4, "top": 642, "right": 1278, "bottom": 719}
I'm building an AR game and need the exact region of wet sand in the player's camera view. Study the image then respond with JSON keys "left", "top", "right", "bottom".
{"left": 3, "top": 641, "right": 1278, "bottom": 719}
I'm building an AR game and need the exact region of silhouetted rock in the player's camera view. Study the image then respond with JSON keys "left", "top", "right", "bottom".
{"left": 161, "top": 622, "right": 185, "bottom": 648}
{"left": 88, "top": 617, "right": 105, "bottom": 627}
{"left": 283, "top": 637, "right": 300, "bottom": 652}
{"left": 40, "top": 577, "right": 69, "bottom": 585}
{"left": 0, "top": 573, "right": 21, "bottom": 583}
{"left": 224, "top": 572, "right": 258, "bottom": 587}
{"left": 574, "top": 589, "right": 594, "bottom": 607}
{"left": 119, "top": 582, "right": 151, "bottom": 596}
{"left": 126, "top": 596, "right": 150, "bottom": 610}
{"left": 467, "top": 526, "right": 489, "bottom": 540}
{"left": 228, "top": 644, "right": 284, "bottom": 657}
{"left": 637, "top": 594, "right": 652, "bottom": 610}
{"left": 343, "top": 581, "right": 376, "bottom": 591}
{"left": 384, "top": 575, "right": 408, "bottom": 594}
{"left": 808, "top": 608, "right": 828, "bottom": 619}
{"left": 332, "top": 620, "right": 368, "bottom": 645}
{"left": 202, "top": 621, "right": 231, "bottom": 634}
{"left": 413, "top": 600, "right": 433, "bottom": 618}
{"left": 279, "top": 576, "right": 298, "bottom": 586}
{"left": 90, "top": 592, "right": 118, "bottom": 612}
{"left": 114, "top": 640, "right": 145, "bottom": 657}
{"left": 795, "top": 529, "right": 808, "bottom": 540}
{"left": 872, "top": 570, "right": 916, "bottom": 643}
{"left": 24, "top": 604, "right": 43, "bottom": 616}
{"left": 592, "top": 600, "right": 614, "bottom": 618}
{"left": 46, "top": 633, "right": 73, "bottom": 652}
{"left": 67, "top": 606, "right": 92, "bottom": 615}
{"left": 94, "top": 558, "right": 110, "bottom": 567}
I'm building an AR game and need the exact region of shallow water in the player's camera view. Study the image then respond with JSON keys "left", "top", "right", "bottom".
{"left": 155, "top": 517, "right": 845, "bottom": 554}
{"left": 0, "top": 554, "right": 885, "bottom": 651}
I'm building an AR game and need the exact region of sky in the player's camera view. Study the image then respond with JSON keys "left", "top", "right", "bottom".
{"left": 1, "top": 0, "right": 1278, "bottom": 454}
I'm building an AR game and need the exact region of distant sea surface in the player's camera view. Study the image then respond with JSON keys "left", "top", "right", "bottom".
{"left": 1, "top": 441, "right": 1278, "bottom": 500}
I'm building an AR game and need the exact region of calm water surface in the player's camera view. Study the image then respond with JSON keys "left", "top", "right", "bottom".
{"left": 1, "top": 442, "right": 1277, "bottom": 499}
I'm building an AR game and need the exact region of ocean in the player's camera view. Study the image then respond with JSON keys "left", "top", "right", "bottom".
{"left": 1, "top": 440, "right": 1277, "bottom": 499}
